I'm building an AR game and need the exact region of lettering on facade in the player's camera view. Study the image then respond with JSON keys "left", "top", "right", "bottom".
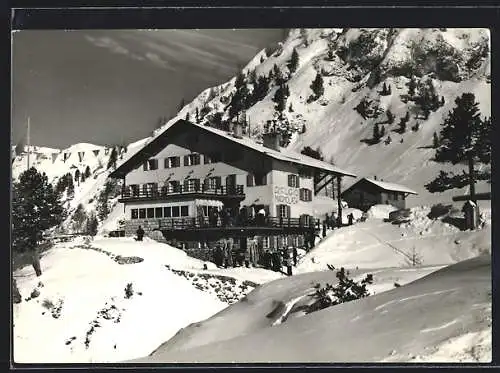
{"left": 274, "top": 185, "right": 299, "bottom": 204}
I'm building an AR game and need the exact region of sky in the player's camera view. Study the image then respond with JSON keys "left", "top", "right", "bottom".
{"left": 11, "top": 29, "right": 286, "bottom": 149}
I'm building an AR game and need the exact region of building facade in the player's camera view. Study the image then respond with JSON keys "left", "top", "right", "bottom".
{"left": 110, "top": 120, "right": 356, "bottom": 253}
{"left": 341, "top": 178, "right": 418, "bottom": 211}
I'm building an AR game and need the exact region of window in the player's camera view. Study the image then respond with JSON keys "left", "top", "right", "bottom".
{"left": 130, "top": 184, "right": 139, "bottom": 196}
{"left": 139, "top": 209, "right": 146, "bottom": 219}
{"left": 172, "top": 206, "right": 180, "bottom": 217}
{"left": 204, "top": 152, "right": 221, "bottom": 164}
{"left": 147, "top": 182, "right": 158, "bottom": 195}
{"left": 148, "top": 159, "right": 158, "bottom": 170}
{"left": 255, "top": 172, "right": 267, "bottom": 186}
{"left": 147, "top": 208, "right": 155, "bottom": 218}
{"left": 184, "top": 178, "right": 200, "bottom": 192}
{"left": 184, "top": 153, "right": 201, "bottom": 166}
{"left": 155, "top": 207, "right": 163, "bottom": 218}
{"left": 246, "top": 174, "right": 254, "bottom": 187}
{"left": 277, "top": 204, "right": 291, "bottom": 218}
{"left": 131, "top": 209, "right": 138, "bottom": 219}
{"left": 204, "top": 176, "right": 221, "bottom": 190}
{"left": 142, "top": 184, "right": 148, "bottom": 195}
{"left": 165, "top": 156, "right": 180, "bottom": 168}
{"left": 288, "top": 174, "right": 300, "bottom": 188}
{"left": 143, "top": 161, "right": 148, "bottom": 171}
{"left": 164, "top": 206, "right": 172, "bottom": 217}
{"left": 169, "top": 180, "right": 180, "bottom": 192}
{"left": 300, "top": 188, "right": 313, "bottom": 202}
{"left": 181, "top": 206, "right": 189, "bottom": 216}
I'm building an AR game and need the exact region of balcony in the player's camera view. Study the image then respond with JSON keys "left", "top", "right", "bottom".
{"left": 119, "top": 184, "right": 245, "bottom": 203}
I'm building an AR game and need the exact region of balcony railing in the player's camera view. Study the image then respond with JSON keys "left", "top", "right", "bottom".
{"left": 121, "top": 184, "right": 245, "bottom": 200}
{"left": 153, "top": 215, "right": 319, "bottom": 231}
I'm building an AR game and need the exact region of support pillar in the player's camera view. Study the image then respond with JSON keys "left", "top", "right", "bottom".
{"left": 337, "top": 175, "right": 343, "bottom": 227}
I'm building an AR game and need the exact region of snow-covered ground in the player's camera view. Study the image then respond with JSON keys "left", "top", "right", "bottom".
{"left": 131, "top": 255, "right": 491, "bottom": 363}
{"left": 127, "top": 205, "right": 491, "bottom": 363}
{"left": 12, "top": 237, "right": 280, "bottom": 363}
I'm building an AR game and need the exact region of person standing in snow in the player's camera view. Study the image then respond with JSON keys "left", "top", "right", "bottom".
{"left": 348, "top": 213, "right": 354, "bottom": 226}
{"left": 293, "top": 246, "right": 298, "bottom": 266}
{"left": 322, "top": 221, "right": 327, "bottom": 238}
{"left": 136, "top": 225, "right": 145, "bottom": 241}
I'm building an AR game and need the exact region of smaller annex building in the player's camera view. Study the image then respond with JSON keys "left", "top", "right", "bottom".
{"left": 341, "top": 177, "right": 418, "bottom": 211}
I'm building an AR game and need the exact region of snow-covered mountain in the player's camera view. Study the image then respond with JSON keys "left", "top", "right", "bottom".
{"left": 11, "top": 28, "right": 491, "bottom": 232}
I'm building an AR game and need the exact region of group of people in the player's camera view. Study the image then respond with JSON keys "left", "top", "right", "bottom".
{"left": 261, "top": 247, "right": 297, "bottom": 276}
{"left": 211, "top": 240, "right": 251, "bottom": 268}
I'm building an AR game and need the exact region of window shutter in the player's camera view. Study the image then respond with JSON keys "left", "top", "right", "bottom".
{"left": 194, "top": 179, "right": 200, "bottom": 190}
{"left": 287, "top": 175, "right": 292, "bottom": 187}
{"left": 143, "top": 162, "right": 148, "bottom": 171}
{"left": 216, "top": 176, "right": 222, "bottom": 188}
{"left": 184, "top": 155, "right": 189, "bottom": 166}
{"left": 183, "top": 179, "right": 189, "bottom": 191}
{"left": 286, "top": 205, "right": 291, "bottom": 218}
{"left": 164, "top": 158, "right": 169, "bottom": 168}
{"left": 296, "top": 175, "right": 300, "bottom": 188}
{"left": 247, "top": 174, "right": 254, "bottom": 187}
{"left": 299, "top": 188, "right": 304, "bottom": 201}
{"left": 276, "top": 204, "right": 281, "bottom": 218}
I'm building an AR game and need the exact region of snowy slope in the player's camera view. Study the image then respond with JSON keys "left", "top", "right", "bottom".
{"left": 130, "top": 255, "right": 491, "bottom": 363}
{"left": 13, "top": 236, "right": 283, "bottom": 363}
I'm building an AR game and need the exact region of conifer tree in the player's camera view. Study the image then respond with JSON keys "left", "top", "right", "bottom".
{"left": 433, "top": 131, "right": 440, "bottom": 148}
{"left": 398, "top": 117, "right": 407, "bottom": 133}
{"left": 440, "top": 96, "right": 445, "bottom": 107}
{"left": 84, "top": 165, "right": 91, "bottom": 179}
{"left": 408, "top": 77, "right": 417, "bottom": 96}
{"left": 428, "top": 93, "right": 490, "bottom": 197}
{"left": 195, "top": 107, "right": 200, "bottom": 123}
{"left": 386, "top": 110, "right": 395, "bottom": 124}
{"left": 107, "top": 147, "right": 118, "bottom": 170}
{"left": 81, "top": 172, "right": 86, "bottom": 183}
{"left": 373, "top": 123, "right": 381, "bottom": 142}
{"left": 185, "top": 112, "right": 190, "bottom": 121}
{"left": 288, "top": 48, "right": 300, "bottom": 74}
{"left": 66, "top": 174, "right": 75, "bottom": 199}
{"left": 86, "top": 212, "right": 99, "bottom": 236}
{"left": 75, "top": 169, "right": 81, "bottom": 185}
{"left": 12, "top": 168, "right": 65, "bottom": 276}
{"left": 310, "top": 73, "right": 324, "bottom": 100}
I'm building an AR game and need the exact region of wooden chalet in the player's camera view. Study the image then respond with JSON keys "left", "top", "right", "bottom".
{"left": 341, "top": 177, "right": 417, "bottom": 212}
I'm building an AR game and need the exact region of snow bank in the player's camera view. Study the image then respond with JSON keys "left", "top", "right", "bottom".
{"left": 131, "top": 255, "right": 491, "bottom": 363}
{"left": 13, "top": 238, "right": 227, "bottom": 363}
{"left": 366, "top": 204, "right": 399, "bottom": 220}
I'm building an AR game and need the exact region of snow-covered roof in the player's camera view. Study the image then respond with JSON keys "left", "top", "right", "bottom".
{"left": 344, "top": 177, "right": 418, "bottom": 195}
{"left": 110, "top": 119, "right": 356, "bottom": 179}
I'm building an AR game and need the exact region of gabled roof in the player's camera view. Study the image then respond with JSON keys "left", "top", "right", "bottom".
{"left": 110, "top": 119, "right": 356, "bottom": 179}
{"left": 342, "top": 177, "right": 418, "bottom": 195}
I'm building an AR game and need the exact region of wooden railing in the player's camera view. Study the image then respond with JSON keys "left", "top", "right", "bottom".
{"left": 155, "top": 216, "right": 319, "bottom": 230}
{"left": 121, "top": 184, "right": 245, "bottom": 199}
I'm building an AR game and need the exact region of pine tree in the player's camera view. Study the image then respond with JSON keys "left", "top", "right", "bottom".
{"left": 386, "top": 110, "right": 395, "bottom": 124}
{"left": 260, "top": 55, "right": 265, "bottom": 63}
{"left": 185, "top": 112, "right": 190, "bottom": 121}
{"left": 289, "top": 103, "right": 294, "bottom": 112}
{"left": 273, "top": 64, "right": 285, "bottom": 85}
{"left": 301, "top": 124, "right": 306, "bottom": 133}
{"left": 373, "top": 123, "right": 381, "bottom": 142}
{"left": 310, "top": 73, "right": 324, "bottom": 100}
{"left": 408, "top": 77, "right": 417, "bottom": 96}
{"left": 433, "top": 132, "right": 440, "bottom": 148}
{"left": 72, "top": 203, "right": 87, "bottom": 233}
{"left": 398, "top": 118, "right": 407, "bottom": 133}
{"left": 81, "top": 172, "right": 86, "bottom": 183}
{"left": 381, "top": 82, "right": 388, "bottom": 95}
{"left": 107, "top": 147, "right": 118, "bottom": 170}
{"left": 74, "top": 169, "right": 81, "bottom": 185}
{"left": 12, "top": 168, "right": 65, "bottom": 257}
{"left": 66, "top": 174, "right": 75, "bottom": 199}
{"left": 273, "top": 84, "right": 288, "bottom": 112}
{"left": 288, "top": 48, "right": 299, "bottom": 74}
{"left": 440, "top": 96, "right": 445, "bottom": 107}
{"left": 249, "top": 69, "right": 257, "bottom": 84}
{"left": 86, "top": 212, "right": 99, "bottom": 236}
{"left": 195, "top": 107, "right": 200, "bottom": 123}
{"left": 84, "top": 165, "right": 91, "bottom": 179}
{"left": 388, "top": 84, "right": 392, "bottom": 95}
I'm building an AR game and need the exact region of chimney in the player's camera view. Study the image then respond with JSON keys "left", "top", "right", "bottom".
{"left": 262, "top": 132, "right": 281, "bottom": 151}
{"left": 232, "top": 122, "right": 243, "bottom": 138}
